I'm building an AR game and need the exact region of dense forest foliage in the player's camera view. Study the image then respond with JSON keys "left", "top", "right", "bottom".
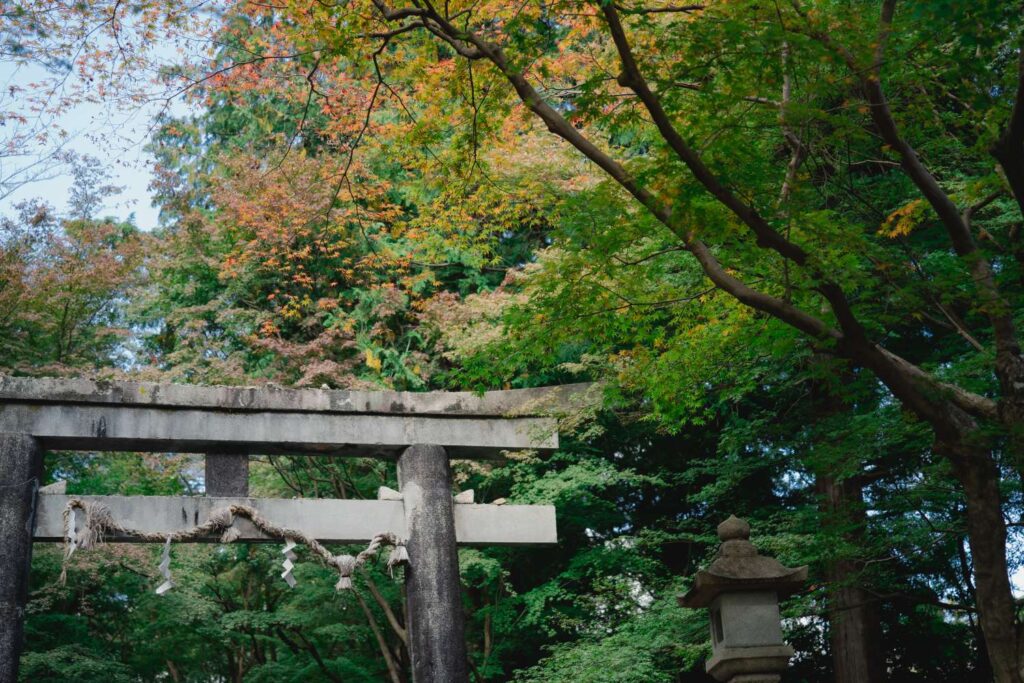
{"left": 2, "top": 0, "right": 1024, "bottom": 680}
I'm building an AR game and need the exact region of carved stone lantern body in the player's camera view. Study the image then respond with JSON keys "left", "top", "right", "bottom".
{"left": 679, "top": 516, "right": 807, "bottom": 683}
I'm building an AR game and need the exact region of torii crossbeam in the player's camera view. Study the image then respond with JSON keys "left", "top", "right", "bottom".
{"left": 0, "top": 376, "right": 586, "bottom": 683}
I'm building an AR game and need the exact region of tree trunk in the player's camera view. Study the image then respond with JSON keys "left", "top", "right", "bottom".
{"left": 808, "top": 363, "right": 887, "bottom": 683}
{"left": 355, "top": 589, "right": 404, "bottom": 683}
{"left": 818, "top": 474, "right": 886, "bottom": 683}
{"left": 844, "top": 342, "right": 1022, "bottom": 679}
{"left": 941, "top": 439, "right": 1022, "bottom": 683}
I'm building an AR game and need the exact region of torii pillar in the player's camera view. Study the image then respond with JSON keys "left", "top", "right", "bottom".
{"left": 0, "top": 434, "right": 42, "bottom": 683}
{"left": 399, "top": 444, "right": 468, "bottom": 682}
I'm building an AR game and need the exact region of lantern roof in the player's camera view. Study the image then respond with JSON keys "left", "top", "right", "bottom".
{"left": 678, "top": 515, "right": 807, "bottom": 608}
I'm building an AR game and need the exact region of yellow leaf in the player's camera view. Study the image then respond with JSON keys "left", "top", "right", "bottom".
{"left": 878, "top": 199, "right": 926, "bottom": 238}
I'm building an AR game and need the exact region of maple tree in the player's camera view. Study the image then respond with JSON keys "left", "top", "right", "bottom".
{"left": 234, "top": 2, "right": 1022, "bottom": 679}
{"left": 0, "top": 159, "right": 144, "bottom": 371}
{"left": 3, "top": 0, "right": 1024, "bottom": 681}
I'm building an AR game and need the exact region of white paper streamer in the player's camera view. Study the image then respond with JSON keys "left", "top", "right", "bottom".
{"left": 281, "top": 539, "right": 298, "bottom": 588}
{"left": 155, "top": 536, "right": 174, "bottom": 595}
{"left": 386, "top": 542, "right": 409, "bottom": 577}
{"left": 66, "top": 508, "right": 78, "bottom": 559}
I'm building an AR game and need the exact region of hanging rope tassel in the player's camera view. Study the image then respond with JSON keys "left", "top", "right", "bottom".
{"left": 219, "top": 514, "right": 241, "bottom": 544}
{"left": 60, "top": 499, "right": 110, "bottom": 584}
{"left": 386, "top": 542, "right": 409, "bottom": 577}
{"left": 334, "top": 555, "right": 356, "bottom": 591}
{"left": 155, "top": 536, "right": 174, "bottom": 595}
{"left": 281, "top": 539, "right": 298, "bottom": 588}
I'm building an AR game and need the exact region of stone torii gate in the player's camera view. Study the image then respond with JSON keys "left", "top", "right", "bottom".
{"left": 0, "top": 375, "right": 579, "bottom": 683}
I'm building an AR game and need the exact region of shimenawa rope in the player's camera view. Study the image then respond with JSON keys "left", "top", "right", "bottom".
{"left": 59, "top": 498, "right": 409, "bottom": 592}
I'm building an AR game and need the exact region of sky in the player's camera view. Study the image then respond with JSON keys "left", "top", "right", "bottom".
{"left": 0, "top": 108, "right": 161, "bottom": 229}
{"left": 0, "top": 46, "right": 196, "bottom": 231}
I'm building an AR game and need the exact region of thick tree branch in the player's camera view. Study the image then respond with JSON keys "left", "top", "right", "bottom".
{"left": 992, "top": 40, "right": 1024, "bottom": 219}
{"left": 798, "top": 0, "right": 1022, "bottom": 425}
{"left": 364, "top": 574, "right": 408, "bottom": 646}
{"left": 614, "top": 3, "right": 705, "bottom": 14}
{"left": 367, "top": 0, "right": 1000, "bottom": 429}
{"left": 602, "top": 4, "right": 809, "bottom": 266}
{"left": 603, "top": 4, "right": 880, "bottom": 349}
{"left": 354, "top": 589, "right": 404, "bottom": 683}
{"left": 378, "top": 2, "right": 842, "bottom": 340}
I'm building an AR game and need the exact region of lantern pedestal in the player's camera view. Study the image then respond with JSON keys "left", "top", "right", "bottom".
{"left": 706, "top": 644, "right": 792, "bottom": 682}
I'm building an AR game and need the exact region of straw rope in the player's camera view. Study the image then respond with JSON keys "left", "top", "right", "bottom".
{"left": 59, "top": 498, "right": 408, "bottom": 590}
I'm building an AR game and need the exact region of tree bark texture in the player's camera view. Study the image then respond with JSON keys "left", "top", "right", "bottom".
{"left": 942, "top": 440, "right": 1023, "bottom": 683}
{"left": 818, "top": 474, "right": 886, "bottom": 683}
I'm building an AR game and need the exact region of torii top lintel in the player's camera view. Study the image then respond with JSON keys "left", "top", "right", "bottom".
{"left": 0, "top": 375, "right": 592, "bottom": 458}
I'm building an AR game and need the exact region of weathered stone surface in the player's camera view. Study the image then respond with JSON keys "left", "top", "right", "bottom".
{"left": 0, "top": 433, "right": 42, "bottom": 683}
{"left": 0, "top": 374, "right": 592, "bottom": 416}
{"left": 33, "top": 495, "right": 558, "bottom": 545}
{"left": 705, "top": 644, "right": 793, "bottom": 683}
{"left": 0, "top": 376, "right": 574, "bottom": 680}
{"left": 399, "top": 445, "right": 469, "bottom": 683}
{"left": 0, "top": 404, "right": 558, "bottom": 457}
{"left": 679, "top": 516, "right": 805, "bottom": 683}
{"left": 205, "top": 454, "right": 249, "bottom": 496}
{"left": 678, "top": 515, "right": 806, "bottom": 607}
{"left": 377, "top": 486, "right": 403, "bottom": 500}
{"left": 713, "top": 592, "right": 784, "bottom": 647}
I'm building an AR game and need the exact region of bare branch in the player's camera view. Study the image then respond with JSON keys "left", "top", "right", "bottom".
{"left": 672, "top": 80, "right": 780, "bottom": 107}
{"left": 614, "top": 3, "right": 705, "bottom": 14}
{"left": 610, "top": 245, "right": 686, "bottom": 266}
{"left": 354, "top": 588, "right": 404, "bottom": 683}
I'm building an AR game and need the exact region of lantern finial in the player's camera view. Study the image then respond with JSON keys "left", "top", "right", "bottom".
{"left": 717, "top": 515, "right": 750, "bottom": 542}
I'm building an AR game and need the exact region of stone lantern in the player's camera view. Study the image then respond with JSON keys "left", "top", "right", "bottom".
{"left": 678, "top": 515, "right": 807, "bottom": 683}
